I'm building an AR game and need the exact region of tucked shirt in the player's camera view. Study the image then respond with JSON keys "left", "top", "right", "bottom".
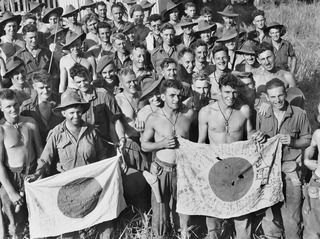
{"left": 256, "top": 102, "right": 311, "bottom": 171}
{"left": 273, "top": 39, "right": 295, "bottom": 71}
{"left": 39, "top": 121, "right": 107, "bottom": 173}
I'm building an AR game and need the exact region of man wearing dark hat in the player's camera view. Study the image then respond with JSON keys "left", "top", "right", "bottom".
{"left": 266, "top": 22, "right": 296, "bottom": 73}
{"left": 40, "top": 6, "right": 63, "bottom": 33}
{"left": 176, "top": 18, "right": 197, "bottom": 49}
{"left": 95, "top": 55, "right": 120, "bottom": 95}
{"left": 0, "top": 88, "right": 42, "bottom": 239}
{"left": 151, "top": 23, "right": 179, "bottom": 73}
{"left": 145, "top": 14, "right": 162, "bottom": 52}
{"left": 217, "top": 5, "right": 239, "bottom": 36}
{"left": 62, "top": 4, "right": 83, "bottom": 36}
{"left": 20, "top": 70, "right": 63, "bottom": 145}
{"left": 235, "top": 40, "right": 260, "bottom": 73}
{"left": 27, "top": 90, "right": 115, "bottom": 239}
{"left": 28, "top": 1, "right": 45, "bottom": 28}
{"left": 140, "top": 0, "right": 156, "bottom": 27}
{"left": 164, "top": 1, "right": 182, "bottom": 27}
{"left": 198, "top": 73, "right": 265, "bottom": 239}
{"left": 130, "top": 4, "right": 150, "bottom": 43}
{"left": 15, "top": 24, "right": 58, "bottom": 80}
{"left": 59, "top": 32, "right": 97, "bottom": 93}
{"left": 196, "top": 20, "right": 217, "bottom": 61}
{"left": 0, "top": 12, "right": 24, "bottom": 50}
{"left": 81, "top": 0, "right": 96, "bottom": 15}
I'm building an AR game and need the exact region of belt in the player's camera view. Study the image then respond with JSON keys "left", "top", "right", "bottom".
{"left": 154, "top": 158, "right": 176, "bottom": 173}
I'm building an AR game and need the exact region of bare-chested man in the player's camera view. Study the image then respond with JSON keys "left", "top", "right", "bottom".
{"left": 0, "top": 89, "right": 42, "bottom": 238}
{"left": 59, "top": 32, "right": 96, "bottom": 93}
{"left": 141, "top": 79, "right": 195, "bottom": 239}
{"left": 198, "top": 73, "right": 264, "bottom": 239}
{"left": 253, "top": 42, "right": 296, "bottom": 92}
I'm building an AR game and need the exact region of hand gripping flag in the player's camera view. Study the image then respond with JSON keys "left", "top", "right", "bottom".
{"left": 176, "top": 136, "right": 284, "bottom": 219}
{"left": 25, "top": 155, "right": 127, "bottom": 238}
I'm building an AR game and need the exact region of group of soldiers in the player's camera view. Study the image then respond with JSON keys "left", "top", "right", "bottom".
{"left": 0, "top": 0, "right": 317, "bottom": 238}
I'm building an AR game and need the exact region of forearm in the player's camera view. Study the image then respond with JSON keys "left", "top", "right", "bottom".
{"left": 115, "top": 119, "right": 125, "bottom": 140}
{"left": 291, "top": 136, "right": 311, "bottom": 149}
{"left": 290, "top": 57, "right": 297, "bottom": 74}
{"left": 141, "top": 140, "right": 163, "bottom": 152}
{"left": 0, "top": 164, "right": 18, "bottom": 196}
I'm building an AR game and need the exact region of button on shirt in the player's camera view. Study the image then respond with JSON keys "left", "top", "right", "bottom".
{"left": 39, "top": 121, "right": 107, "bottom": 173}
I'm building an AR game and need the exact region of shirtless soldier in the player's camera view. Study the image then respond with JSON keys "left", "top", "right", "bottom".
{"left": 198, "top": 73, "right": 264, "bottom": 239}
{"left": 141, "top": 79, "right": 195, "bottom": 239}
{"left": 0, "top": 89, "right": 42, "bottom": 238}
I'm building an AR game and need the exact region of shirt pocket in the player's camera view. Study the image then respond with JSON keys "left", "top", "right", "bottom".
{"left": 56, "top": 139, "right": 72, "bottom": 171}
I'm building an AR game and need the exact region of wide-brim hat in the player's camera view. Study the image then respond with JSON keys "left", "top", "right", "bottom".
{"left": 216, "top": 28, "right": 242, "bottom": 43}
{"left": 54, "top": 91, "right": 90, "bottom": 113}
{"left": 140, "top": 77, "right": 162, "bottom": 101}
{"left": 62, "top": 32, "right": 86, "bottom": 50}
{"left": 3, "top": 57, "right": 24, "bottom": 78}
{"left": 122, "top": 22, "right": 135, "bottom": 34}
{"left": 196, "top": 20, "right": 217, "bottom": 34}
{"left": 62, "top": 4, "right": 80, "bottom": 18}
{"left": 164, "top": 1, "right": 182, "bottom": 17}
{"left": 123, "top": 0, "right": 137, "bottom": 5}
{"left": 265, "top": 22, "right": 286, "bottom": 36}
{"left": 178, "top": 18, "right": 198, "bottom": 29}
{"left": 97, "top": 55, "right": 114, "bottom": 74}
{"left": 140, "top": 0, "right": 156, "bottom": 10}
{"left": 42, "top": 7, "right": 63, "bottom": 23}
{"left": 217, "top": 5, "right": 239, "bottom": 17}
{"left": 0, "top": 42, "right": 18, "bottom": 59}
{"left": 129, "top": 4, "right": 143, "bottom": 18}
{"left": 29, "top": 2, "right": 45, "bottom": 13}
{"left": 46, "top": 26, "right": 68, "bottom": 40}
{"left": 0, "top": 12, "right": 22, "bottom": 30}
{"left": 235, "top": 40, "right": 256, "bottom": 55}
{"left": 81, "top": 0, "right": 96, "bottom": 9}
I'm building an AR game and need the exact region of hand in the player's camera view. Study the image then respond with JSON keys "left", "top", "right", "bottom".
{"left": 117, "top": 137, "right": 126, "bottom": 153}
{"left": 49, "top": 43, "right": 56, "bottom": 52}
{"left": 25, "top": 171, "right": 42, "bottom": 183}
{"left": 134, "top": 119, "right": 145, "bottom": 132}
{"left": 258, "top": 102, "right": 271, "bottom": 116}
{"left": 279, "top": 134, "right": 292, "bottom": 145}
{"left": 251, "top": 131, "right": 266, "bottom": 143}
{"left": 8, "top": 191, "right": 23, "bottom": 208}
{"left": 119, "top": 155, "right": 128, "bottom": 174}
{"left": 161, "top": 136, "right": 178, "bottom": 149}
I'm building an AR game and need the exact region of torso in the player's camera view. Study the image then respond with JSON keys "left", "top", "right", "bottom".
{"left": 254, "top": 67, "right": 289, "bottom": 90}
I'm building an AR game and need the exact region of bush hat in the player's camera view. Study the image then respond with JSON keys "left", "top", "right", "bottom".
{"left": 42, "top": 7, "right": 63, "bottom": 23}
{"left": 140, "top": 77, "right": 162, "bottom": 101}
{"left": 235, "top": 40, "right": 256, "bottom": 55}
{"left": 29, "top": 2, "right": 45, "bottom": 13}
{"left": 62, "top": 32, "right": 86, "bottom": 50}
{"left": 265, "top": 22, "right": 286, "bottom": 36}
{"left": 216, "top": 28, "right": 245, "bottom": 43}
{"left": 3, "top": 57, "right": 25, "bottom": 79}
{"left": 62, "top": 5, "right": 80, "bottom": 18}
{"left": 123, "top": 0, "right": 137, "bottom": 5}
{"left": 164, "top": 1, "right": 182, "bottom": 18}
{"left": 81, "top": 0, "right": 96, "bottom": 9}
{"left": 54, "top": 91, "right": 90, "bottom": 113}
{"left": 0, "top": 12, "right": 22, "bottom": 30}
{"left": 97, "top": 55, "right": 114, "bottom": 74}
{"left": 217, "top": 5, "right": 239, "bottom": 18}
{"left": 196, "top": 20, "right": 217, "bottom": 34}
{"left": 140, "top": 0, "right": 156, "bottom": 10}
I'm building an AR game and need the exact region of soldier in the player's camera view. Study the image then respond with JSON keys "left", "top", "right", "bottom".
{"left": 0, "top": 12, "right": 24, "bottom": 50}
{"left": 96, "top": 1, "right": 110, "bottom": 23}
{"left": 235, "top": 40, "right": 260, "bottom": 73}
{"left": 129, "top": 4, "right": 150, "bottom": 42}
{"left": 83, "top": 13, "right": 99, "bottom": 49}
{"left": 61, "top": 5, "right": 83, "bottom": 36}
{"left": 145, "top": 14, "right": 162, "bottom": 52}
{"left": 111, "top": 32, "right": 132, "bottom": 71}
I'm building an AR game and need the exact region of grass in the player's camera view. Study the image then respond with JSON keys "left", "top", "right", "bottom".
{"left": 115, "top": 1, "right": 320, "bottom": 238}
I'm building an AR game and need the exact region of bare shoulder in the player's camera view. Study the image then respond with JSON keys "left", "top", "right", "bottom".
{"left": 312, "top": 129, "right": 320, "bottom": 143}
{"left": 145, "top": 110, "right": 162, "bottom": 127}
{"left": 199, "top": 101, "right": 216, "bottom": 116}
{"left": 239, "top": 103, "right": 251, "bottom": 117}
{"left": 180, "top": 104, "right": 195, "bottom": 119}
{"left": 20, "top": 116, "right": 37, "bottom": 128}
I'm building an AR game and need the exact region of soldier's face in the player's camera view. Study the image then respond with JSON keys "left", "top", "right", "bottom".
{"left": 253, "top": 15, "right": 265, "bottom": 29}
{"left": 222, "top": 16, "right": 235, "bottom": 27}
{"left": 185, "top": 6, "right": 196, "bottom": 18}
{"left": 24, "top": 31, "right": 38, "bottom": 48}
{"left": 120, "top": 73, "right": 138, "bottom": 94}
{"left": 258, "top": 50, "right": 275, "bottom": 71}
{"left": 213, "top": 50, "right": 229, "bottom": 71}
{"left": 33, "top": 82, "right": 52, "bottom": 101}
{"left": 113, "top": 39, "right": 127, "bottom": 53}
{"left": 220, "top": 85, "right": 238, "bottom": 107}
{"left": 179, "top": 52, "right": 195, "bottom": 74}
{"left": 86, "top": 19, "right": 98, "bottom": 34}
{"left": 97, "top": 4, "right": 107, "bottom": 18}
{"left": 200, "top": 31, "right": 211, "bottom": 43}
{"left": 11, "top": 66, "right": 26, "bottom": 87}
{"left": 169, "top": 9, "right": 179, "bottom": 21}
{"left": 203, "top": 14, "right": 212, "bottom": 23}
{"left": 0, "top": 97, "right": 20, "bottom": 122}
{"left": 112, "top": 7, "right": 123, "bottom": 22}
{"left": 192, "top": 80, "right": 210, "bottom": 96}
{"left": 150, "top": 20, "right": 161, "bottom": 35}
{"left": 195, "top": 46, "right": 208, "bottom": 63}
{"left": 225, "top": 40, "right": 236, "bottom": 51}
{"left": 161, "top": 29, "right": 175, "bottom": 46}
{"left": 48, "top": 13, "right": 59, "bottom": 25}
{"left": 161, "top": 87, "right": 182, "bottom": 110}
{"left": 101, "top": 63, "right": 116, "bottom": 84}
{"left": 131, "top": 48, "right": 146, "bottom": 69}
{"left": 269, "top": 28, "right": 281, "bottom": 42}
{"left": 182, "top": 26, "right": 193, "bottom": 35}
{"left": 243, "top": 54, "right": 256, "bottom": 65}
{"left": 267, "top": 86, "right": 287, "bottom": 110}
{"left": 163, "top": 63, "right": 177, "bottom": 80}
{"left": 62, "top": 106, "right": 83, "bottom": 127}
{"left": 132, "top": 10, "right": 144, "bottom": 25}
{"left": 98, "top": 27, "right": 111, "bottom": 43}
{"left": 4, "top": 21, "right": 18, "bottom": 35}
{"left": 74, "top": 75, "right": 91, "bottom": 93}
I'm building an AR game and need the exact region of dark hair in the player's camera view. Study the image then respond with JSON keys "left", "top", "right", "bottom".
{"left": 256, "top": 42, "right": 273, "bottom": 57}
{"left": 23, "top": 13, "right": 37, "bottom": 22}
{"left": 160, "top": 58, "right": 177, "bottom": 70}
{"left": 96, "top": 1, "right": 106, "bottom": 8}
{"left": 193, "top": 39, "right": 207, "bottom": 50}
{"left": 111, "top": 2, "right": 125, "bottom": 12}
{"left": 148, "top": 14, "right": 161, "bottom": 23}
{"left": 0, "top": 89, "right": 16, "bottom": 101}
{"left": 252, "top": 9, "right": 265, "bottom": 20}
{"left": 119, "top": 67, "right": 135, "bottom": 80}
{"left": 111, "top": 32, "right": 127, "bottom": 43}
{"left": 97, "top": 22, "right": 111, "bottom": 32}
{"left": 212, "top": 44, "right": 229, "bottom": 57}
{"left": 178, "top": 47, "right": 194, "bottom": 60}
{"left": 22, "top": 23, "right": 38, "bottom": 35}
{"left": 84, "top": 13, "right": 98, "bottom": 24}
{"left": 131, "top": 43, "right": 147, "bottom": 54}
{"left": 160, "top": 23, "right": 175, "bottom": 33}
{"left": 219, "top": 73, "right": 242, "bottom": 90}
{"left": 266, "top": 78, "right": 286, "bottom": 91}
{"left": 160, "top": 79, "right": 183, "bottom": 94}
{"left": 185, "top": 2, "right": 196, "bottom": 10}
{"left": 30, "top": 70, "right": 52, "bottom": 84}
{"left": 200, "top": 6, "right": 213, "bottom": 16}
{"left": 192, "top": 72, "right": 209, "bottom": 84}
{"left": 70, "top": 63, "right": 90, "bottom": 79}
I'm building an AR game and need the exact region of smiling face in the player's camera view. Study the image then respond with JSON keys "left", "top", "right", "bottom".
{"left": 213, "top": 50, "right": 229, "bottom": 71}
{"left": 179, "top": 52, "right": 195, "bottom": 74}
{"left": 220, "top": 85, "right": 239, "bottom": 107}
{"left": 62, "top": 105, "right": 83, "bottom": 127}
{"left": 243, "top": 54, "right": 256, "bottom": 65}
{"left": 163, "top": 63, "right": 177, "bottom": 80}
{"left": 101, "top": 63, "right": 117, "bottom": 84}
{"left": 169, "top": 9, "right": 179, "bottom": 21}
{"left": 0, "top": 97, "right": 20, "bottom": 123}
{"left": 258, "top": 50, "right": 275, "bottom": 71}
{"left": 69, "top": 39, "right": 82, "bottom": 55}
{"left": 24, "top": 31, "right": 38, "bottom": 48}
{"left": 225, "top": 40, "right": 236, "bottom": 51}
{"left": 74, "top": 75, "right": 91, "bottom": 93}
{"left": 86, "top": 19, "right": 98, "bottom": 34}
{"left": 200, "top": 30, "right": 211, "bottom": 43}
{"left": 11, "top": 65, "right": 27, "bottom": 88}
{"left": 120, "top": 73, "right": 138, "bottom": 94}
{"left": 33, "top": 82, "right": 52, "bottom": 102}
{"left": 161, "top": 87, "right": 182, "bottom": 110}
{"left": 253, "top": 15, "right": 265, "bottom": 30}
{"left": 4, "top": 21, "right": 18, "bottom": 36}
{"left": 98, "top": 27, "right": 111, "bottom": 43}
{"left": 195, "top": 45, "right": 208, "bottom": 63}
{"left": 131, "top": 47, "right": 146, "bottom": 69}
{"left": 267, "top": 86, "right": 287, "bottom": 110}
{"left": 269, "top": 27, "right": 281, "bottom": 42}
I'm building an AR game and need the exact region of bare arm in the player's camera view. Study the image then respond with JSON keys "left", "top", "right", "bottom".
{"left": 59, "top": 58, "right": 68, "bottom": 93}
{"left": 284, "top": 71, "right": 296, "bottom": 88}
{"left": 289, "top": 56, "right": 297, "bottom": 74}
{"left": 198, "top": 107, "right": 209, "bottom": 143}
{"left": 304, "top": 130, "right": 319, "bottom": 171}
{"left": 88, "top": 56, "right": 97, "bottom": 81}
{"left": 28, "top": 118, "right": 43, "bottom": 158}
{"left": 242, "top": 105, "right": 254, "bottom": 139}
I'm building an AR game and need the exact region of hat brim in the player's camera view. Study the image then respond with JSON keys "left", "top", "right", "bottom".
{"left": 53, "top": 102, "right": 90, "bottom": 113}
{"left": 164, "top": 2, "right": 182, "bottom": 17}
{"left": 62, "top": 8, "right": 80, "bottom": 18}
{"left": 216, "top": 32, "right": 244, "bottom": 43}
{"left": 46, "top": 27, "right": 68, "bottom": 40}
{"left": 196, "top": 24, "right": 217, "bottom": 34}
{"left": 29, "top": 3, "right": 45, "bottom": 13}
{"left": 42, "top": 7, "right": 63, "bottom": 23}
{"left": 265, "top": 24, "right": 286, "bottom": 36}
{"left": 140, "top": 79, "right": 163, "bottom": 101}
{"left": 0, "top": 15, "right": 22, "bottom": 30}
{"left": 180, "top": 22, "right": 198, "bottom": 29}
{"left": 62, "top": 33, "right": 86, "bottom": 50}
{"left": 235, "top": 49, "right": 255, "bottom": 55}
{"left": 97, "top": 57, "right": 114, "bottom": 73}
{"left": 3, "top": 61, "right": 24, "bottom": 78}
{"left": 217, "top": 11, "right": 239, "bottom": 17}
{"left": 142, "top": 2, "right": 156, "bottom": 10}
{"left": 81, "top": 2, "right": 96, "bottom": 9}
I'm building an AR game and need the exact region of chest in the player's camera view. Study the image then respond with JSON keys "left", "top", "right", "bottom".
{"left": 155, "top": 116, "right": 191, "bottom": 137}
{"left": 208, "top": 110, "right": 246, "bottom": 131}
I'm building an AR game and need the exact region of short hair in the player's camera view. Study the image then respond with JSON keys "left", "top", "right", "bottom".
{"left": 30, "top": 70, "right": 52, "bottom": 84}
{"left": 0, "top": 89, "right": 16, "bottom": 102}
{"left": 160, "top": 23, "right": 175, "bottom": 33}
{"left": 252, "top": 9, "right": 265, "bottom": 20}
{"left": 266, "top": 78, "right": 286, "bottom": 91}
{"left": 219, "top": 73, "right": 242, "bottom": 90}
{"left": 97, "top": 22, "right": 111, "bottom": 32}
{"left": 111, "top": 2, "right": 125, "bottom": 12}
{"left": 22, "top": 23, "right": 38, "bottom": 35}
{"left": 23, "top": 13, "right": 37, "bottom": 22}
{"left": 178, "top": 47, "right": 194, "bottom": 60}
{"left": 70, "top": 63, "right": 90, "bottom": 79}
{"left": 96, "top": 1, "right": 106, "bottom": 8}
{"left": 148, "top": 14, "right": 161, "bottom": 23}
{"left": 192, "top": 72, "right": 209, "bottom": 84}
{"left": 160, "top": 58, "right": 177, "bottom": 70}
{"left": 160, "top": 79, "right": 183, "bottom": 94}
{"left": 119, "top": 67, "right": 135, "bottom": 81}
{"left": 200, "top": 6, "right": 213, "bottom": 16}
{"left": 193, "top": 39, "right": 207, "bottom": 50}
{"left": 131, "top": 43, "right": 147, "bottom": 54}
{"left": 212, "top": 44, "right": 229, "bottom": 57}
{"left": 84, "top": 13, "right": 98, "bottom": 24}
{"left": 185, "top": 2, "right": 196, "bottom": 10}
{"left": 255, "top": 42, "right": 274, "bottom": 57}
{"left": 111, "top": 32, "right": 127, "bottom": 44}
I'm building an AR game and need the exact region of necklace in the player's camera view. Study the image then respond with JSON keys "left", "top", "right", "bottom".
{"left": 122, "top": 93, "right": 138, "bottom": 118}
{"left": 70, "top": 54, "right": 82, "bottom": 64}
{"left": 217, "top": 102, "right": 233, "bottom": 134}
{"left": 161, "top": 108, "right": 179, "bottom": 136}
